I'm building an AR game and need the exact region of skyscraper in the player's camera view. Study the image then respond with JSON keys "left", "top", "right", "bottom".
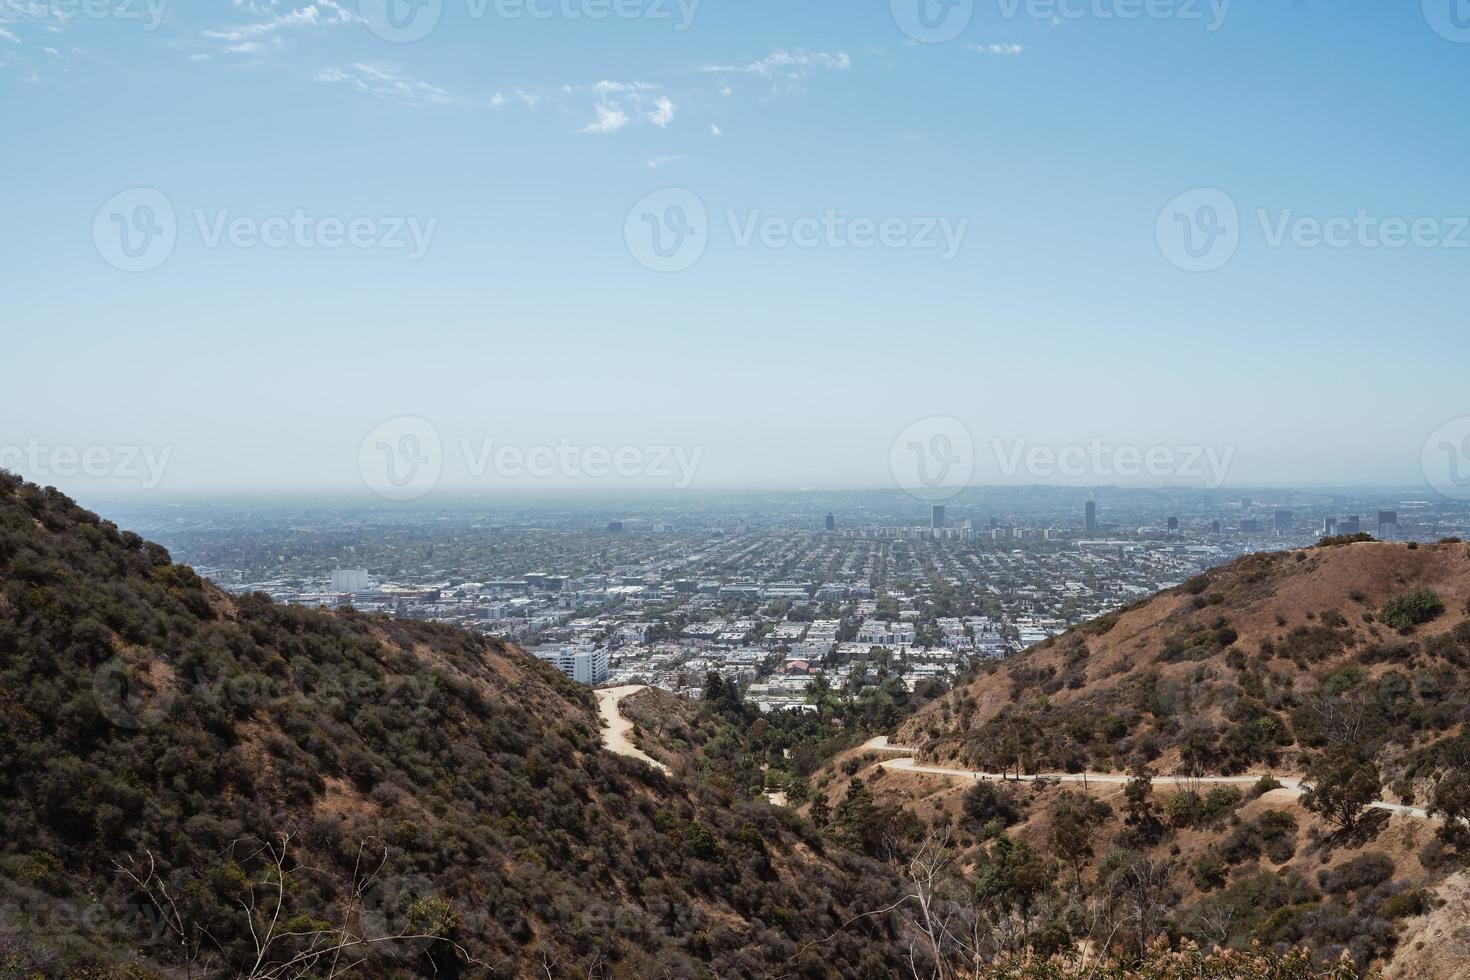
{"left": 1167, "top": 517, "right": 1179, "bottom": 532}
{"left": 1085, "top": 501, "right": 1097, "bottom": 533}
{"left": 931, "top": 505, "right": 945, "bottom": 530}
{"left": 1274, "top": 509, "right": 1294, "bottom": 533}
{"left": 1377, "top": 511, "right": 1398, "bottom": 538}
{"left": 825, "top": 513, "right": 835, "bottom": 532}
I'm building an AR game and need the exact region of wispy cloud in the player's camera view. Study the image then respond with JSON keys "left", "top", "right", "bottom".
{"left": 647, "top": 154, "right": 686, "bottom": 169}
{"left": 316, "top": 63, "right": 459, "bottom": 106}
{"left": 205, "top": 1, "right": 353, "bottom": 51}
{"left": 969, "top": 42, "right": 1024, "bottom": 54}
{"left": 701, "top": 49, "right": 852, "bottom": 77}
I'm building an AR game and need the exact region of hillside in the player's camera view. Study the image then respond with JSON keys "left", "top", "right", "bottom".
{"left": 814, "top": 537, "right": 1470, "bottom": 975}
{"left": 0, "top": 474, "right": 914, "bottom": 979}
{"left": 900, "top": 539, "right": 1470, "bottom": 798}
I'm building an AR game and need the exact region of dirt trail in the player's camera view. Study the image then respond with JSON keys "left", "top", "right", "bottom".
{"left": 862, "top": 737, "right": 1433, "bottom": 821}
{"left": 595, "top": 685, "right": 671, "bottom": 774}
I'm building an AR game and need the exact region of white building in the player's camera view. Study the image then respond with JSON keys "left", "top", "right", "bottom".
{"left": 533, "top": 646, "right": 610, "bottom": 685}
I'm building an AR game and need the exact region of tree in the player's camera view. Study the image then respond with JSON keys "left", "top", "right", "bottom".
{"left": 971, "top": 835, "right": 1059, "bottom": 954}
{"left": 1046, "top": 792, "right": 1113, "bottom": 889}
{"left": 1300, "top": 746, "right": 1381, "bottom": 830}
{"left": 1121, "top": 763, "right": 1165, "bottom": 845}
{"left": 1430, "top": 767, "right": 1470, "bottom": 848}
{"left": 808, "top": 793, "right": 831, "bottom": 829}
{"left": 961, "top": 782, "right": 1020, "bottom": 839}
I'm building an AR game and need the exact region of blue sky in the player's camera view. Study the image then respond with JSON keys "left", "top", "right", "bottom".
{"left": 4, "top": 0, "right": 1470, "bottom": 499}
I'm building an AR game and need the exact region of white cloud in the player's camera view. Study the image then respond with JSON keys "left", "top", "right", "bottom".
{"left": 970, "top": 42, "right": 1024, "bottom": 54}
{"left": 489, "top": 92, "right": 507, "bottom": 107}
{"left": 702, "top": 49, "right": 851, "bottom": 77}
{"left": 593, "top": 80, "right": 657, "bottom": 94}
{"left": 647, "top": 96, "right": 675, "bottom": 127}
{"left": 710, "top": 124, "right": 722, "bottom": 136}
{"left": 647, "top": 154, "right": 686, "bottom": 169}
{"left": 205, "top": 1, "right": 354, "bottom": 50}
{"left": 0, "top": 28, "right": 18, "bottom": 43}
{"left": 580, "top": 100, "right": 629, "bottom": 134}
{"left": 316, "top": 63, "right": 459, "bottom": 106}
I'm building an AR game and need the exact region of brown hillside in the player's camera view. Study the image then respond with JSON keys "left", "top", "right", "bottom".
{"left": 900, "top": 540, "right": 1470, "bottom": 795}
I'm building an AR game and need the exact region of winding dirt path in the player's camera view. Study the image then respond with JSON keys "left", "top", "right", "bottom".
{"left": 595, "top": 685, "right": 671, "bottom": 774}
{"left": 862, "top": 737, "right": 1433, "bottom": 821}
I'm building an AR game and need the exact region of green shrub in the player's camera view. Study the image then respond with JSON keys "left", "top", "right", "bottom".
{"left": 1381, "top": 588, "right": 1446, "bottom": 631}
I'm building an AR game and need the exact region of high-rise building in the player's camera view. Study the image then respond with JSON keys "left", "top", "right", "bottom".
{"left": 1323, "top": 517, "right": 1338, "bottom": 536}
{"left": 825, "top": 512, "right": 835, "bottom": 532}
{"left": 1377, "top": 511, "right": 1398, "bottom": 538}
{"left": 932, "top": 505, "right": 945, "bottom": 529}
{"left": 1274, "top": 509, "right": 1294, "bottom": 533}
{"left": 1340, "top": 515, "right": 1362, "bottom": 534}
{"left": 1167, "top": 516, "right": 1180, "bottom": 532}
{"left": 1209, "top": 520, "right": 1222, "bottom": 534}
{"left": 1085, "top": 501, "right": 1098, "bottom": 533}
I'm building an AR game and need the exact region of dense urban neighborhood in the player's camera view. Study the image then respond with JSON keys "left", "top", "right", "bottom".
{"left": 118, "top": 487, "right": 1468, "bottom": 708}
